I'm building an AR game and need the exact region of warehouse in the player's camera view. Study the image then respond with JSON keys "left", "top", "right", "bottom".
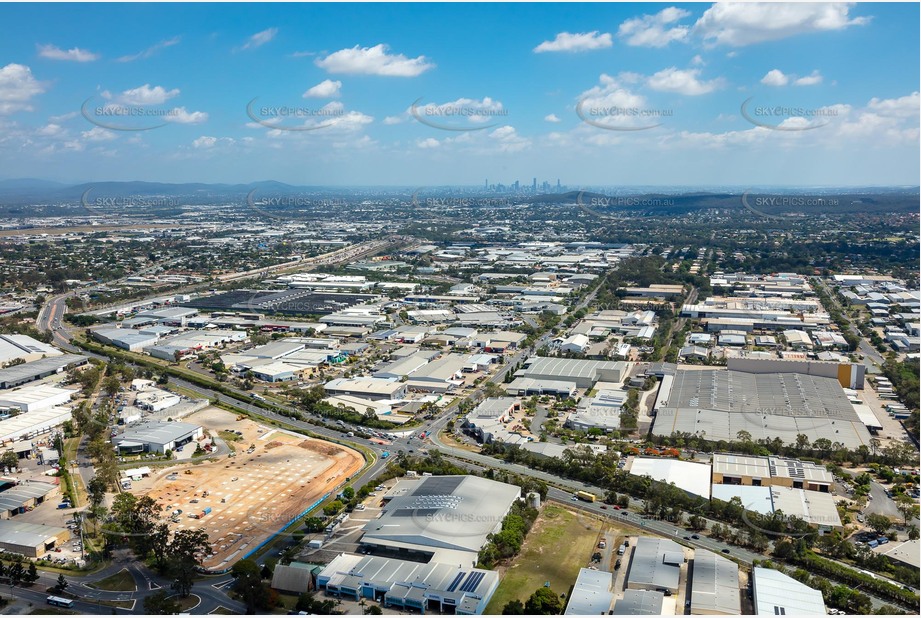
{"left": 564, "top": 568, "right": 614, "bottom": 615}
{"left": 0, "top": 481, "right": 60, "bottom": 519}
{"left": 271, "top": 561, "right": 320, "bottom": 594}
{"left": 506, "top": 377, "right": 576, "bottom": 398}
{"left": 112, "top": 420, "right": 203, "bottom": 454}
{"left": 92, "top": 327, "right": 160, "bottom": 351}
{"left": 0, "top": 335, "right": 62, "bottom": 365}
{"left": 0, "top": 519, "right": 70, "bottom": 557}
{"left": 611, "top": 590, "right": 665, "bottom": 615}
{"left": 752, "top": 567, "right": 826, "bottom": 615}
{"left": 134, "top": 388, "right": 181, "bottom": 412}
{"left": 514, "top": 357, "right": 626, "bottom": 389}
{"left": 373, "top": 353, "right": 431, "bottom": 380}
{"left": 0, "top": 384, "right": 75, "bottom": 413}
{"left": 690, "top": 549, "right": 740, "bottom": 615}
{"left": 628, "top": 458, "right": 711, "bottom": 499}
{"left": 711, "top": 484, "right": 842, "bottom": 528}
{"left": 712, "top": 454, "right": 833, "bottom": 492}
{"left": 361, "top": 475, "right": 520, "bottom": 567}
{"left": 0, "top": 354, "right": 87, "bottom": 390}
{"left": 324, "top": 377, "right": 407, "bottom": 401}
{"left": 405, "top": 354, "right": 469, "bottom": 393}
{"left": 651, "top": 369, "right": 872, "bottom": 449}
{"left": 0, "top": 407, "right": 72, "bottom": 443}
{"left": 568, "top": 389, "right": 625, "bottom": 433}
{"left": 626, "top": 537, "right": 684, "bottom": 593}
{"left": 560, "top": 333, "right": 590, "bottom": 354}
{"left": 317, "top": 553, "right": 499, "bottom": 615}
{"left": 727, "top": 356, "right": 866, "bottom": 390}
{"left": 463, "top": 398, "right": 521, "bottom": 444}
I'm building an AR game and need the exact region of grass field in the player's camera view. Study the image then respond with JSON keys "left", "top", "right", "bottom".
{"left": 87, "top": 569, "right": 135, "bottom": 591}
{"left": 485, "top": 504, "right": 607, "bottom": 614}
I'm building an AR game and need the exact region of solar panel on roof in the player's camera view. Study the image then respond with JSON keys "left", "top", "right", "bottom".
{"left": 447, "top": 572, "right": 466, "bottom": 592}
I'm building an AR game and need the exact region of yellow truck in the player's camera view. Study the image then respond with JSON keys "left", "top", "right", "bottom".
{"left": 576, "top": 491, "right": 596, "bottom": 502}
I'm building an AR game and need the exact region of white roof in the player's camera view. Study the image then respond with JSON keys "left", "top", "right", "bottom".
{"left": 629, "top": 457, "right": 711, "bottom": 499}
{"left": 753, "top": 567, "right": 826, "bottom": 615}
{"left": 565, "top": 568, "right": 613, "bottom": 615}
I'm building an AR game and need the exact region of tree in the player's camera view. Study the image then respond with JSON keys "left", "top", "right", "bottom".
{"left": 525, "top": 587, "right": 564, "bottom": 615}
{"left": 866, "top": 513, "right": 892, "bottom": 536}
{"left": 341, "top": 486, "right": 355, "bottom": 500}
{"left": 144, "top": 590, "right": 181, "bottom": 615}
{"left": 24, "top": 562, "right": 39, "bottom": 586}
{"left": 168, "top": 528, "right": 211, "bottom": 598}
{"left": 502, "top": 599, "right": 526, "bottom": 614}
{"left": 0, "top": 451, "right": 19, "bottom": 470}
{"left": 8, "top": 559, "right": 24, "bottom": 585}
{"left": 231, "top": 559, "right": 270, "bottom": 614}
{"left": 55, "top": 573, "right": 68, "bottom": 593}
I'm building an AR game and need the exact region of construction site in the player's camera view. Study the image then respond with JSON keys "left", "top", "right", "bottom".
{"left": 133, "top": 407, "right": 364, "bottom": 572}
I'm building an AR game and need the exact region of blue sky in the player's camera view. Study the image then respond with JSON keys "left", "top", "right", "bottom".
{"left": 0, "top": 2, "right": 918, "bottom": 187}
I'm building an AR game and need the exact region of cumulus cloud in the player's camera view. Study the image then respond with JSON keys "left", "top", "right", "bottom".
{"left": 303, "top": 79, "right": 342, "bottom": 98}
{"left": 116, "top": 84, "right": 180, "bottom": 106}
{"left": 618, "top": 7, "right": 691, "bottom": 47}
{"left": 315, "top": 44, "right": 434, "bottom": 77}
{"left": 544, "top": 114, "right": 562, "bottom": 123}
{"left": 761, "top": 69, "right": 790, "bottom": 87}
{"left": 694, "top": 2, "right": 869, "bottom": 47}
{"left": 37, "top": 44, "right": 99, "bottom": 62}
{"left": 0, "top": 63, "right": 46, "bottom": 114}
{"left": 794, "top": 70, "right": 823, "bottom": 86}
{"left": 534, "top": 31, "right": 613, "bottom": 53}
{"left": 647, "top": 67, "right": 723, "bottom": 95}
{"left": 164, "top": 107, "right": 209, "bottom": 124}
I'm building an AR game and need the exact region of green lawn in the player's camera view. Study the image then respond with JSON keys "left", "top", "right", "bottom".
{"left": 485, "top": 504, "right": 606, "bottom": 614}
{"left": 87, "top": 568, "right": 135, "bottom": 591}
{"left": 218, "top": 430, "right": 243, "bottom": 442}
{"left": 166, "top": 594, "right": 201, "bottom": 612}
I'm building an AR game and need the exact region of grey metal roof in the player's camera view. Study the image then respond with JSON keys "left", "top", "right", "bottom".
{"left": 691, "top": 548, "right": 741, "bottom": 615}
{"left": 565, "top": 568, "right": 614, "bottom": 615}
{"left": 612, "top": 590, "right": 665, "bottom": 615}
{"left": 0, "top": 354, "right": 87, "bottom": 388}
{"left": 114, "top": 420, "right": 200, "bottom": 446}
{"left": 626, "top": 537, "right": 683, "bottom": 592}
{"left": 0, "top": 518, "right": 68, "bottom": 548}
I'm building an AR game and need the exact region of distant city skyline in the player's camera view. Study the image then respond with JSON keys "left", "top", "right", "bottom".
{"left": 0, "top": 2, "right": 918, "bottom": 186}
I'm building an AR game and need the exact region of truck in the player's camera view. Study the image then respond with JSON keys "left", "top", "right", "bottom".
{"left": 201, "top": 507, "right": 212, "bottom": 517}
{"left": 57, "top": 502, "right": 71, "bottom": 509}
{"left": 576, "top": 491, "right": 596, "bottom": 502}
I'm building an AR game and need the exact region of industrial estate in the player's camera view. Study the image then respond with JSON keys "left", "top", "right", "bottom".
{"left": 0, "top": 2, "right": 918, "bottom": 617}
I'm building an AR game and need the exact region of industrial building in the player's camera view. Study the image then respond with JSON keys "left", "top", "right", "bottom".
{"left": 610, "top": 590, "right": 665, "bottom": 615}
{"left": 324, "top": 377, "right": 407, "bottom": 401}
{"left": 361, "top": 475, "right": 520, "bottom": 567}
{"left": 566, "top": 389, "right": 624, "bottom": 433}
{"left": 405, "top": 354, "right": 470, "bottom": 393}
{"left": 651, "top": 369, "right": 872, "bottom": 449}
{"left": 112, "top": 420, "right": 203, "bottom": 454}
{"left": 505, "top": 377, "right": 576, "bottom": 398}
{"left": 752, "top": 567, "right": 826, "bottom": 615}
{"left": 627, "top": 458, "right": 712, "bottom": 499}
{"left": 726, "top": 356, "right": 865, "bottom": 390}
{"left": 0, "top": 480, "right": 60, "bottom": 519}
{"left": 0, "top": 384, "right": 75, "bottom": 413}
{"left": 463, "top": 398, "right": 521, "bottom": 444}
{"left": 0, "top": 407, "right": 72, "bottom": 443}
{"left": 625, "top": 536, "right": 684, "bottom": 593}
{"left": 0, "top": 335, "right": 62, "bottom": 365}
{"left": 271, "top": 561, "right": 320, "bottom": 594}
{"left": 690, "top": 548, "right": 740, "bottom": 615}
{"left": 317, "top": 553, "right": 499, "bottom": 615}
{"left": 0, "top": 519, "right": 70, "bottom": 557}
{"left": 712, "top": 454, "right": 833, "bottom": 492}
{"left": 0, "top": 354, "right": 87, "bottom": 390}
{"left": 564, "top": 568, "right": 614, "bottom": 615}
{"left": 711, "top": 484, "right": 842, "bottom": 528}
{"left": 514, "top": 357, "right": 626, "bottom": 389}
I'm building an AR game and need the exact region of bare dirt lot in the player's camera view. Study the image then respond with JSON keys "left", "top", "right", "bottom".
{"left": 136, "top": 407, "right": 363, "bottom": 571}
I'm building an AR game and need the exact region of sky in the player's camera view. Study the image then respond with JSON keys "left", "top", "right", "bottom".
{"left": 0, "top": 1, "right": 918, "bottom": 187}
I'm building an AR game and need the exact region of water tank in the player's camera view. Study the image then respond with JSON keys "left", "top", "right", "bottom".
{"left": 527, "top": 492, "right": 541, "bottom": 508}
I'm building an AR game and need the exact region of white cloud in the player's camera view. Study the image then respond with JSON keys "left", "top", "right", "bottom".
{"left": 303, "top": 79, "right": 342, "bottom": 98}
{"left": 488, "top": 125, "right": 530, "bottom": 152}
{"left": 647, "top": 67, "right": 723, "bottom": 95}
{"left": 118, "top": 84, "right": 180, "bottom": 106}
{"left": 315, "top": 44, "right": 434, "bottom": 77}
{"left": 164, "top": 107, "right": 208, "bottom": 124}
{"left": 691, "top": 55, "right": 705, "bottom": 66}
{"left": 242, "top": 28, "right": 278, "bottom": 50}
{"left": 544, "top": 114, "right": 562, "bottom": 123}
{"left": 117, "top": 36, "right": 180, "bottom": 62}
{"left": 192, "top": 136, "right": 234, "bottom": 149}
{"left": 534, "top": 31, "right": 613, "bottom": 53}
{"left": 383, "top": 115, "right": 403, "bottom": 125}
{"left": 867, "top": 92, "right": 920, "bottom": 118}
{"left": 411, "top": 97, "right": 506, "bottom": 126}
{"left": 81, "top": 127, "right": 117, "bottom": 142}
{"left": 36, "top": 123, "right": 64, "bottom": 137}
{"left": 37, "top": 44, "right": 99, "bottom": 62}
{"left": 618, "top": 7, "right": 691, "bottom": 47}
{"left": 417, "top": 137, "right": 440, "bottom": 149}
{"left": 761, "top": 69, "right": 790, "bottom": 87}
{"left": 794, "top": 70, "right": 823, "bottom": 86}
{"left": 694, "top": 2, "right": 869, "bottom": 47}
{"left": 0, "top": 63, "right": 46, "bottom": 114}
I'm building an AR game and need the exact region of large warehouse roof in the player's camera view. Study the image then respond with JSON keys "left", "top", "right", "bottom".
{"left": 652, "top": 369, "right": 871, "bottom": 449}
{"left": 565, "top": 568, "right": 614, "bottom": 615}
{"left": 0, "top": 519, "right": 68, "bottom": 548}
{"left": 712, "top": 484, "right": 842, "bottom": 527}
{"left": 0, "top": 354, "right": 86, "bottom": 389}
{"left": 611, "top": 590, "right": 665, "bottom": 615}
{"left": 753, "top": 567, "right": 826, "bottom": 615}
{"left": 114, "top": 420, "right": 201, "bottom": 446}
{"left": 0, "top": 407, "right": 72, "bottom": 442}
{"left": 691, "top": 548, "right": 740, "bottom": 615}
{"left": 516, "top": 357, "right": 626, "bottom": 385}
{"left": 627, "top": 537, "right": 683, "bottom": 592}
{"left": 361, "top": 475, "right": 520, "bottom": 564}
{"left": 628, "top": 457, "right": 712, "bottom": 499}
